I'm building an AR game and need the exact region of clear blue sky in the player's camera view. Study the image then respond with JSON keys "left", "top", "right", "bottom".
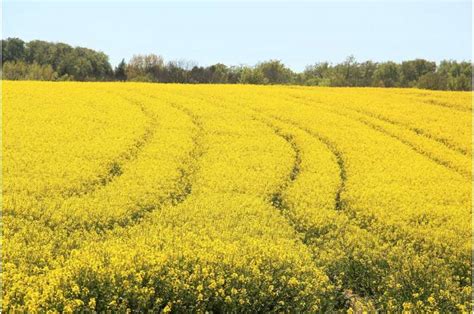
{"left": 3, "top": 0, "right": 472, "bottom": 71}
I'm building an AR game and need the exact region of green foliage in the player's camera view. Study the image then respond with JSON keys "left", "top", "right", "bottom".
{"left": 417, "top": 72, "right": 448, "bottom": 90}
{"left": 373, "top": 62, "right": 400, "bottom": 87}
{"left": 255, "top": 60, "right": 294, "bottom": 84}
{"left": 1, "top": 37, "right": 471, "bottom": 90}
{"left": 303, "top": 62, "right": 332, "bottom": 86}
{"left": 3, "top": 61, "right": 57, "bottom": 81}
{"left": 303, "top": 58, "right": 378, "bottom": 87}
{"left": 2, "top": 37, "right": 26, "bottom": 62}
{"left": 239, "top": 67, "right": 266, "bottom": 84}
{"left": 2, "top": 37, "right": 113, "bottom": 81}
{"left": 114, "top": 59, "right": 127, "bottom": 81}
{"left": 438, "top": 60, "right": 472, "bottom": 91}
{"left": 208, "top": 63, "right": 229, "bottom": 83}
{"left": 400, "top": 59, "right": 436, "bottom": 87}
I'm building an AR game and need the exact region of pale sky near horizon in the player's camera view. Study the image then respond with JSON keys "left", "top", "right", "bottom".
{"left": 2, "top": 0, "right": 472, "bottom": 71}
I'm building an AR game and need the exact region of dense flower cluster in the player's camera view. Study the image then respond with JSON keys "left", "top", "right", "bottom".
{"left": 3, "top": 81, "right": 471, "bottom": 312}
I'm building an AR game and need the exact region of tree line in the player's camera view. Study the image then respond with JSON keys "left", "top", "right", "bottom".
{"left": 2, "top": 38, "right": 472, "bottom": 90}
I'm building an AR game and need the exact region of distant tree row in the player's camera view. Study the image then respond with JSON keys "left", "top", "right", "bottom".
{"left": 2, "top": 38, "right": 472, "bottom": 90}
{"left": 120, "top": 54, "right": 293, "bottom": 84}
{"left": 120, "top": 54, "right": 472, "bottom": 90}
{"left": 1, "top": 38, "right": 112, "bottom": 81}
{"left": 301, "top": 56, "right": 472, "bottom": 91}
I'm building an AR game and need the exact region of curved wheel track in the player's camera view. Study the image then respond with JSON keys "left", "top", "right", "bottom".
{"left": 5, "top": 93, "right": 206, "bottom": 236}
{"left": 287, "top": 94, "right": 469, "bottom": 156}
{"left": 61, "top": 95, "right": 159, "bottom": 199}
{"left": 97, "top": 92, "right": 207, "bottom": 232}
{"left": 281, "top": 94, "right": 470, "bottom": 179}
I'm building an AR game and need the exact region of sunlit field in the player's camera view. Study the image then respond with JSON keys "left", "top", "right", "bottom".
{"left": 3, "top": 81, "right": 472, "bottom": 312}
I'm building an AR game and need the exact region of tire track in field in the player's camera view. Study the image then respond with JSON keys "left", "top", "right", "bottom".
{"left": 11, "top": 94, "right": 160, "bottom": 204}
{"left": 239, "top": 102, "right": 460, "bottom": 310}
{"left": 177, "top": 89, "right": 348, "bottom": 213}
{"left": 287, "top": 94, "right": 469, "bottom": 156}
{"left": 108, "top": 92, "right": 206, "bottom": 231}
{"left": 176, "top": 91, "right": 350, "bottom": 308}
{"left": 167, "top": 89, "right": 306, "bottom": 207}
{"left": 326, "top": 107, "right": 470, "bottom": 179}
{"left": 350, "top": 115, "right": 470, "bottom": 178}
{"left": 255, "top": 94, "right": 470, "bottom": 291}
{"left": 3, "top": 96, "right": 160, "bottom": 223}
{"left": 255, "top": 120, "right": 302, "bottom": 210}
{"left": 263, "top": 113, "right": 347, "bottom": 212}
{"left": 279, "top": 94, "right": 470, "bottom": 179}
{"left": 60, "top": 95, "right": 159, "bottom": 199}
{"left": 9, "top": 92, "right": 208, "bottom": 297}
{"left": 385, "top": 90, "right": 470, "bottom": 113}
{"left": 184, "top": 90, "right": 432, "bottom": 255}
{"left": 258, "top": 105, "right": 468, "bottom": 256}
{"left": 107, "top": 90, "right": 206, "bottom": 219}
{"left": 6, "top": 93, "right": 206, "bottom": 235}
{"left": 348, "top": 106, "right": 469, "bottom": 156}
{"left": 410, "top": 95, "right": 471, "bottom": 113}
{"left": 159, "top": 102, "right": 205, "bottom": 205}
{"left": 180, "top": 90, "right": 469, "bottom": 310}
{"left": 237, "top": 107, "right": 361, "bottom": 311}
{"left": 146, "top": 90, "right": 393, "bottom": 310}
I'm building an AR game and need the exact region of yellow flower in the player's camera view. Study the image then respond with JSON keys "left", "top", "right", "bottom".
{"left": 88, "top": 298, "right": 96, "bottom": 310}
{"left": 3, "top": 81, "right": 470, "bottom": 313}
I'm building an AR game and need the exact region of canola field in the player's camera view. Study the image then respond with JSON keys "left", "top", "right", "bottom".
{"left": 2, "top": 81, "right": 472, "bottom": 312}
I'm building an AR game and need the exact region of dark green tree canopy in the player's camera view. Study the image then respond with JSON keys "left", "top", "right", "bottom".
{"left": 114, "top": 59, "right": 127, "bottom": 81}
{"left": 2, "top": 37, "right": 112, "bottom": 81}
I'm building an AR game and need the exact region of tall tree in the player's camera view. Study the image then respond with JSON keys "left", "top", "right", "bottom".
{"left": 373, "top": 62, "right": 400, "bottom": 87}
{"left": 2, "top": 38, "right": 26, "bottom": 62}
{"left": 400, "top": 59, "right": 436, "bottom": 87}
{"left": 255, "top": 60, "right": 294, "bottom": 84}
{"left": 114, "top": 59, "right": 127, "bottom": 81}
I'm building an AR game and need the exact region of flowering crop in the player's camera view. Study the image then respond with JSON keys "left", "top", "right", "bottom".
{"left": 3, "top": 81, "right": 471, "bottom": 312}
